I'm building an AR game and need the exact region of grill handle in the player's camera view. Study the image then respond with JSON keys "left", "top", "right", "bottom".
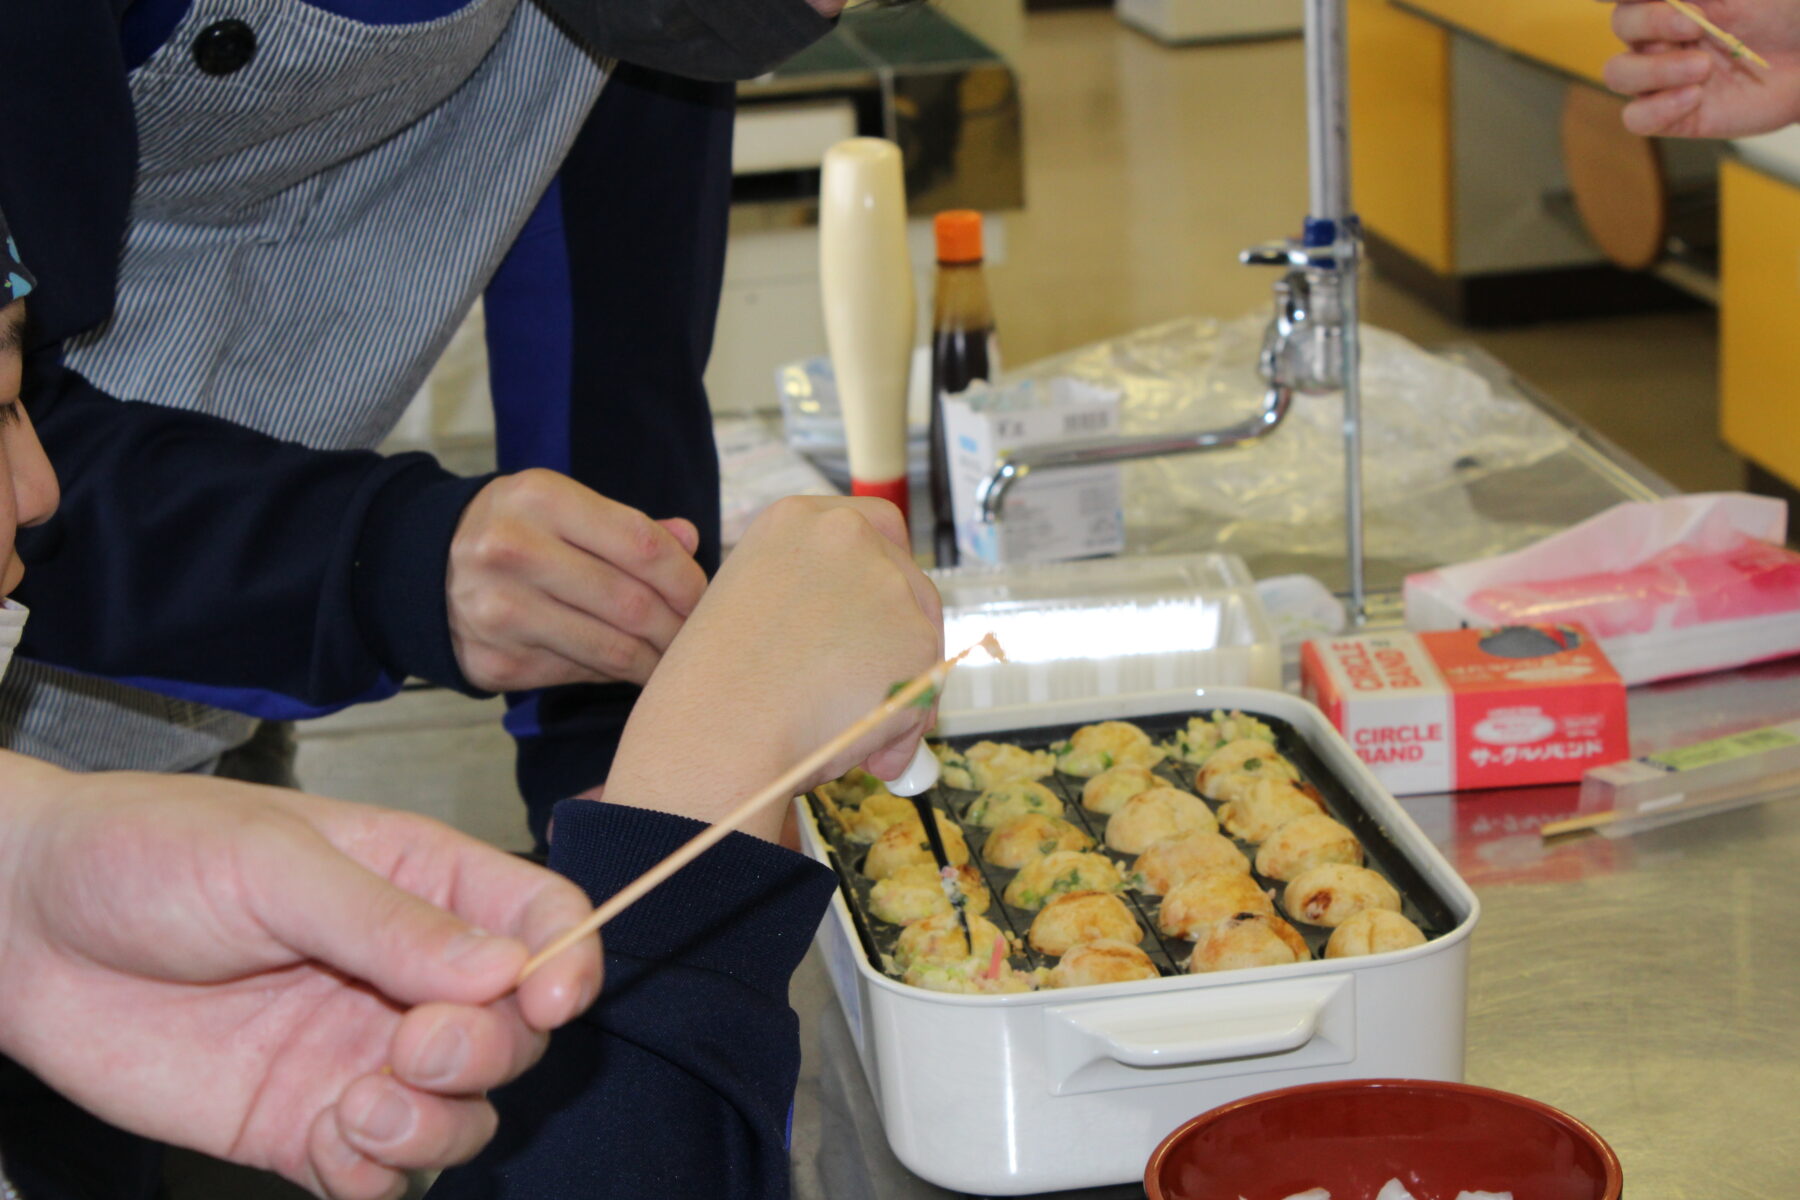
{"left": 1043, "top": 975, "right": 1355, "bottom": 1096}
{"left": 1086, "top": 1002, "right": 1320, "bottom": 1068}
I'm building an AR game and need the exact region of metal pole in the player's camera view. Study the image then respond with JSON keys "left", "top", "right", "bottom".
{"left": 1305, "top": 0, "right": 1351, "bottom": 221}
{"left": 1305, "top": 0, "right": 1366, "bottom": 622}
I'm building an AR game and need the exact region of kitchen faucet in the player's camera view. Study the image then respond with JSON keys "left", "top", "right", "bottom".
{"left": 974, "top": 0, "right": 1369, "bottom": 619}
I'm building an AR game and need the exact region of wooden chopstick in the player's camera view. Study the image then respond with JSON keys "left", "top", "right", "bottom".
{"left": 516, "top": 634, "right": 1004, "bottom": 983}
{"left": 1665, "top": 0, "right": 1771, "bottom": 69}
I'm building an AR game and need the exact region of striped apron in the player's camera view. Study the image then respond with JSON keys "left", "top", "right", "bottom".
{"left": 0, "top": 0, "right": 608, "bottom": 772}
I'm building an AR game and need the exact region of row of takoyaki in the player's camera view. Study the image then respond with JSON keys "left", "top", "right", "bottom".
{"left": 817, "top": 713, "right": 1427, "bottom": 993}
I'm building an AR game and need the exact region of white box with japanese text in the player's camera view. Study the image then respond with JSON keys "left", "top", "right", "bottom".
{"left": 944, "top": 378, "right": 1124, "bottom": 564}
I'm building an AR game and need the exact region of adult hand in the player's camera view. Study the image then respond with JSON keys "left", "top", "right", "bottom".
{"left": 0, "top": 756, "right": 602, "bottom": 1200}
{"left": 599, "top": 496, "right": 942, "bottom": 842}
{"left": 1602, "top": 0, "right": 1800, "bottom": 136}
{"left": 447, "top": 469, "right": 708, "bottom": 692}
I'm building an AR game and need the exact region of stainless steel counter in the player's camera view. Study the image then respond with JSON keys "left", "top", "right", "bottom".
{"left": 785, "top": 346, "right": 1800, "bottom": 1196}
{"left": 790, "top": 655, "right": 1800, "bottom": 1197}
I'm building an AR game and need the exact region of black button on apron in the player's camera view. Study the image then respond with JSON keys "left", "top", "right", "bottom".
{"left": 192, "top": 19, "right": 257, "bottom": 76}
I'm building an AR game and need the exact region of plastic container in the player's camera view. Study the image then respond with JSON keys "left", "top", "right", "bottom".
{"left": 930, "top": 553, "right": 1281, "bottom": 714}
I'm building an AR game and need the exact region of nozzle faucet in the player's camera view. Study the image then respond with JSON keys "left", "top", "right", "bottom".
{"left": 973, "top": 0, "right": 1367, "bottom": 619}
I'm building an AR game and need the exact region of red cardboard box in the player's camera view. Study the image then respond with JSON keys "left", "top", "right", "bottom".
{"left": 1301, "top": 624, "right": 1629, "bottom": 795}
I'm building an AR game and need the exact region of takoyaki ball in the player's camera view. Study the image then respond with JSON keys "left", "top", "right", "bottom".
{"left": 1212, "top": 710, "right": 1277, "bottom": 747}
{"left": 965, "top": 781, "right": 1064, "bottom": 829}
{"left": 1131, "top": 831, "right": 1251, "bottom": 896}
{"left": 1157, "top": 868, "right": 1276, "bottom": 940}
{"left": 821, "top": 767, "right": 890, "bottom": 805}
{"left": 967, "top": 741, "right": 1056, "bottom": 788}
{"left": 934, "top": 740, "right": 1056, "bottom": 791}
{"left": 1028, "top": 891, "right": 1143, "bottom": 957}
{"left": 1003, "top": 850, "right": 1124, "bottom": 910}
{"left": 862, "top": 812, "right": 970, "bottom": 880}
{"left": 837, "top": 791, "right": 921, "bottom": 843}
{"left": 1165, "top": 711, "right": 1277, "bottom": 765}
{"left": 932, "top": 742, "right": 977, "bottom": 791}
{"left": 1054, "top": 721, "right": 1164, "bottom": 778}
{"left": 1325, "top": 908, "right": 1427, "bottom": 959}
{"left": 894, "top": 910, "right": 1006, "bottom": 969}
{"left": 983, "top": 813, "right": 1095, "bottom": 870}
{"left": 1105, "top": 787, "right": 1218, "bottom": 855}
{"left": 1047, "top": 939, "right": 1161, "bottom": 988}
{"left": 869, "top": 863, "right": 992, "bottom": 925}
{"left": 1186, "top": 913, "right": 1311, "bottom": 974}
{"left": 1283, "top": 863, "right": 1402, "bottom": 928}
{"left": 903, "top": 959, "right": 1035, "bottom": 994}
{"left": 1254, "top": 813, "right": 1363, "bottom": 881}
{"left": 1164, "top": 716, "right": 1223, "bottom": 766}
{"left": 1081, "top": 765, "right": 1158, "bottom": 815}
{"left": 1197, "top": 738, "right": 1301, "bottom": 801}
{"left": 1216, "top": 777, "right": 1323, "bottom": 844}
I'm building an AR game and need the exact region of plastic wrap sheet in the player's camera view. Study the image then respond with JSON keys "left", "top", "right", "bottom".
{"left": 777, "top": 315, "right": 1662, "bottom": 592}
{"left": 1001, "top": 315, "right": 1582, "bottom": 575}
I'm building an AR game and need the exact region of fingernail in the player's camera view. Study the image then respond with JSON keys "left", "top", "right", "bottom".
{"left": 350, "top": 1088, "right": 413, "bottom": 1146}
{"left": 413, "top": 1022, "right": 469, "bottom": 1086}
{"left": 444, "top": 931, "right": 520, "bottom": 977}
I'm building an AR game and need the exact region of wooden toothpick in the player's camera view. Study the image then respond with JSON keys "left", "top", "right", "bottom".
{"left": 1665, "top": 0, "right": 1771, "bottom": 69}
{"left": 516, "top": 634, "right": 1005, "bottom": 984}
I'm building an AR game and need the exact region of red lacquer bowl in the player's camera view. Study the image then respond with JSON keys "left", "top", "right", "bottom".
{"left": 1145, "top": 1079, "right": 1623, "bottom": 1200}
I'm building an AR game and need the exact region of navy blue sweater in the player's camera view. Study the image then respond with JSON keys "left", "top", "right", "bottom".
{"left": 434, "top": 800, "right": 839, "bottom": 1199}
{"left": 1, "top": 0, "right": 742, "bottom": 843}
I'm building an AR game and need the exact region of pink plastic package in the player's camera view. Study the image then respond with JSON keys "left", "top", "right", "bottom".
{"left": 1404, "top": 494, "right": 1799, "bottom": 686}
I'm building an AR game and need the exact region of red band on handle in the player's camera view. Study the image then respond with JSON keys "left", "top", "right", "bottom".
{"left": 851, "top": 476, "right": 910, "bottom": 524}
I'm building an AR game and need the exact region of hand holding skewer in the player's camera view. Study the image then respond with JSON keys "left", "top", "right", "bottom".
{"left": 519, "top": 636, "right": 1003, "bottom": 982}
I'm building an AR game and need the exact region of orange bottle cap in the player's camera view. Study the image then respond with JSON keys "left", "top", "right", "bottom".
{"left": 934, "top": 210, "right": 983, "bottom": 264}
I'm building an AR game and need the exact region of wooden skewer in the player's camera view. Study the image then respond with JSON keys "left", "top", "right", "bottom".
{"left": 1543, "top": 764, "right": 1800, "bottom": 840}
{"left": 1540, "top": 809, "right": 1622, "bottom": 839}
{"left": 1664, "top": 0, "right": 1771, "bottom": 69}
{"left": 515, "top": 634, "right": 1005, "bottom": 983}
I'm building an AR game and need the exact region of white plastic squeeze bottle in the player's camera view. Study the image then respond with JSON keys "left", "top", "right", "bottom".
{"left": 820, "top": 137, "right": 916, "bottom": 523}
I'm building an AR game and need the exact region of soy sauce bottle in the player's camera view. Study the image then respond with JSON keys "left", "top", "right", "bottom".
{"left": 928, "top": 210, "right": 999, "bottom": 567}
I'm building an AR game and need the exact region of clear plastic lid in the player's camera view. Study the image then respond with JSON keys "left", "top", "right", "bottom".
{"left": 930, "top": 553, "right": 1280, "bottom": 713}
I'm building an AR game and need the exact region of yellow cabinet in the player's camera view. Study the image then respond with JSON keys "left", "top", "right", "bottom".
{"left": 1349, "top": 0, "right": 1453, "bottom": 274}
{"left": 1721, "top": 159, "right": 1800, "bottom": 487}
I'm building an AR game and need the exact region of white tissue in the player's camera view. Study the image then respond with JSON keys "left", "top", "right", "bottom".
{"left": 1375, "top": 1181, "right": 1418, "bottom": 1200}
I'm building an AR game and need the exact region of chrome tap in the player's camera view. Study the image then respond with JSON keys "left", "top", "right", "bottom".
{"left": 973, "top": 0, "right": 1368, "bottom": 619}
